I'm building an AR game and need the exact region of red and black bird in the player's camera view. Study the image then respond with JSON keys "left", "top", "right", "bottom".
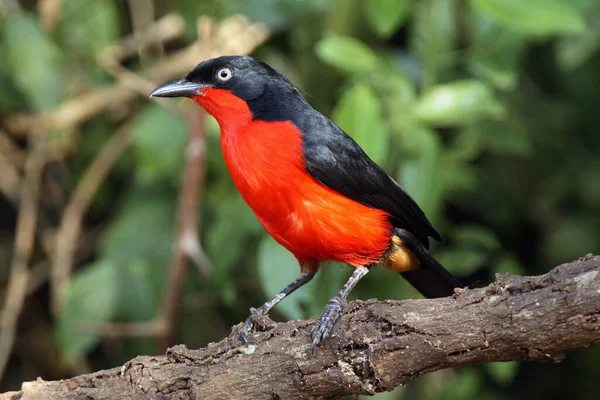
{"left": 151, "top": 56, "right": 462, "bottom": 347}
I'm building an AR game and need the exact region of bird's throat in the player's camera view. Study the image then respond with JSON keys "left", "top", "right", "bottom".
{"left": 191, "top": 89, "right": 253, "bottom": 133}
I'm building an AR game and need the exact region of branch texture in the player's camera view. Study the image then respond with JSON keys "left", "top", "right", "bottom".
{"left": 3, "top": 255, "right": 599, "bottom": 400}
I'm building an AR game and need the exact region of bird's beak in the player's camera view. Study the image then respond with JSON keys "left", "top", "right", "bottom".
{"left": 150, "top": 78, "right": 212, "bottom": 98}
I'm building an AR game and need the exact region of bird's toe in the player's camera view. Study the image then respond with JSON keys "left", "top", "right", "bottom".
{"left": 310, "top": 298, "right": 345, "bottom": 351}
{"left": 238, "top": 307, "right": 266, "bottom": 344}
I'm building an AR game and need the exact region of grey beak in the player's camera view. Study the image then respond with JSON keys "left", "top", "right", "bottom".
{"left": 150, "top": 78, "right": 211, "bottom": 98}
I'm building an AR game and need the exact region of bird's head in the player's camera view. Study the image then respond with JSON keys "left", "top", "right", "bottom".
{"left": 150, "top": 55, "right": 303, "bottom": 128}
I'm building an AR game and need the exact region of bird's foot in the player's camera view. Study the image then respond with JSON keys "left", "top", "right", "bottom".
{"left": 311, "top": 297, "right": 345, "bottom": 350}
{"left": 238, "top": 306, "right": 267, "bottom": 344}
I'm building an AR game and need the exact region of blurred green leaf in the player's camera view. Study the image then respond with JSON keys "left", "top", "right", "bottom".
{"left": 437, "top": 369, "right": 483, "bottom": 400}
{"left": 315, "top": 36, "right": 379, "bottom": 75}
{"left": 257, "top": 236, "right": 310, "bottom": 320}
{"left": 55, "top": 0, "right": 119, "bottom": 57}
{"left": 240, "top": 0, "right": 289, "bottom": 30}
{"left": 132, "top": 104, "right": 187, "bottom": 184}
{"left": 544, "top": 215, "right": 599, "bottom": 265}
{"left": 454, "top": 224, "right": 501, "bottom": 251}
{"left": 556, "top": 28, "right": 600, "bottom": 71}
{"left": 439, "top": 159, "right": 479, "bottom": 196}
{"left": 99, "top": 189, "right": 176, "bottom": 318}
{"left": 410, "top": 0, "right": 456, "bottom": 89}
{"left": 470, "top": 55, "right": 519, "bottom": 91}
{"left": 171, "top": 0, "right": 217, "bottom": 38}
{"left": 100, "top": 189, "right": 175, "bottom": 270}
{"left": 437, "top": 224, "right": 501, "bottom": 275}
{"left": 447, "top": 130, "right": 484, "bottom": 162}
{"left": 470, "top": 24, "right": 525, "bottom": 91}
{"left": 478, "top": 123, "right": 532, "bottom": 156}
{"left": 485, "top": 361, "right": 519, "bottom": 385}
{"left": 436, "top": 247, "right": 488, "bottom": 275}
{"left": 116, "top": 259, "right": 159, "bottom": 321}
{"left": 206, "top": 195, "right": 262, "bottom": 288}
{"left": 56, "top": 260, "right": 120, "bottom": 362}
{"left": 333, "top": 82, "right": 389, "bottom": 163}
{"left": 413, "top": 80, "right": 505, "bottom": 126}
{"left": 473, "top": 0, "right": 586, "bottom": 36}
{"left": 396, "top": 126, "right": 441, "bottom": 217}
{"left": 241, "top": 0, "right": 326, "bottom": 30}
{"left": 56, "top": 255, "right": 159, "bottom": 362}
{"left": 368, "top": 56, "right": 417, "bottom": 110}
{"left": 2, "top": 13, "right": 64, "bottom": 111}
{"left": 365, "top": 0, "right": 412, "bottom": 38}
{"left": 326, "top": 0, "right": 364, "bottom": 36}
{"left": 0, "top": 55, "right": 27, "bottom": 111}
{"left": 450, "top": 122, "right": 532, "bottom": 163}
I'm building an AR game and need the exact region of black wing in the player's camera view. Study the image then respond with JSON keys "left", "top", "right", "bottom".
{"left": 296, "top": 112, "right": 442, "bottom": 248}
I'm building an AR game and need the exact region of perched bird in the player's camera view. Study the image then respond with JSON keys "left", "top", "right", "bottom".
{"left": 150, "top": 56, "right": 462, "bottom": 348}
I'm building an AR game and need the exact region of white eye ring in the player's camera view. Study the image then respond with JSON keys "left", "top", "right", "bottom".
{"left": 216, "top": 67, "right": 233, "bottom": 82}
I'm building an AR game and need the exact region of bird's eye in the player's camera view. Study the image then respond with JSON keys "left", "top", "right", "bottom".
{"left": 216, "top": 67, "right": 233, "bottom": 82}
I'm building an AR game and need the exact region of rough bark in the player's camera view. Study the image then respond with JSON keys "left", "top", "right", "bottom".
{"left": 2, "top": 255, "right": 599, "bottom": 400}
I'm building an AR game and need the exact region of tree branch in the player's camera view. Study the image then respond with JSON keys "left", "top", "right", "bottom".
{"left": 0, "top": 138, "right": 46, "bottom": 380}
{"left": 3, "top": 255, "right": 599, "bottom": 399}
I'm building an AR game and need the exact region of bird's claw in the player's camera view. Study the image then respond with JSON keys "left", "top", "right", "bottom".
{"left": 238, "top": 306, "right": 264, "bottom": 344}
{"left": 311, "top": 297, "right": 345, "bottom": 351}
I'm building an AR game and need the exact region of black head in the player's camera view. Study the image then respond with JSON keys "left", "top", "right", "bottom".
{"left": 150, "top": 56, "right": 308, "bottom": 121}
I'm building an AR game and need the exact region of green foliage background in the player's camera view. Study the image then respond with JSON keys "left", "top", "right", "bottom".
{"left": 1, "top": 0, "right": 600, "bottom": 398}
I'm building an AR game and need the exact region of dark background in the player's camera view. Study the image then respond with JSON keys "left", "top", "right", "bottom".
{"left": 0, "top": 0, "right": 599, "bottom": 398}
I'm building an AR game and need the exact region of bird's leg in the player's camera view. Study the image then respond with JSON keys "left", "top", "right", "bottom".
{"left": 311, "top": 265, "right": 370, "bottom": 349}
{"left": 239, "top": 271, "right": 315, "bottom": 343}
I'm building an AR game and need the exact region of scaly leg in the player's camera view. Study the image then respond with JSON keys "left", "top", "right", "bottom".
{"left": 311, "top": 266, "right": 370, "bottom": 349}
{"left": 239, "top": 271, "right": 315, "bottom": 343}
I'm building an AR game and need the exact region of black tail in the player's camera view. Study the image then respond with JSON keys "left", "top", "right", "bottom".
{"left": 394, "top": 228, "right": 463, "bottom": 298}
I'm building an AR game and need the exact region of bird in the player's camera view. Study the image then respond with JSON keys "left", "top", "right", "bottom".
{"left": 150, "top": 55, "right": 462, "bottom": 348}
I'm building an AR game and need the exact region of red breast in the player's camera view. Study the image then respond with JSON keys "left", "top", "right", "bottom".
{"left": 192, "top": 88, "right": 392, "bottom": 267}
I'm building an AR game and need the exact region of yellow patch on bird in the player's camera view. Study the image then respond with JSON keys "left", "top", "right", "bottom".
{"left": 383, "top": 236, "right": 420, "bottom": 273}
